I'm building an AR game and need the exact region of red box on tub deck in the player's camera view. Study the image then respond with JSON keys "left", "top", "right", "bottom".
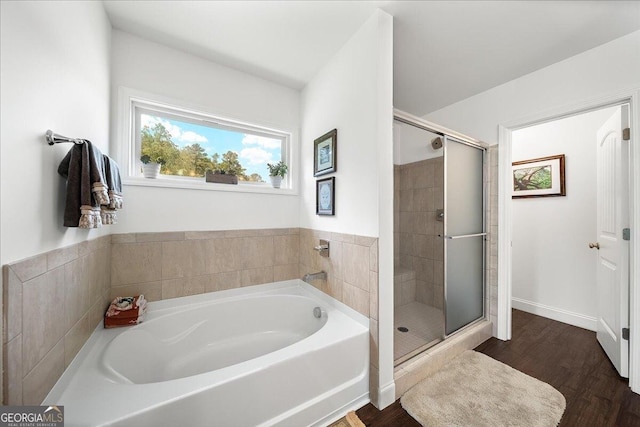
{"left": 104, "top": 295, "right": 147, "bottom": 328}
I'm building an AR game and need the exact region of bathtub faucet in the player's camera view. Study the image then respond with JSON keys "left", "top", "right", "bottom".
{"left": 302, "top": 271, "right": 327, "bottom": 283}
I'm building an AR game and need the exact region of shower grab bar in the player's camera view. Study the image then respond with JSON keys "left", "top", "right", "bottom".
{"left": 438, "top": 232, "right": 487, "bottom": 240}
{"left": 45, "top": 130, "right": 85, "bottom": 146}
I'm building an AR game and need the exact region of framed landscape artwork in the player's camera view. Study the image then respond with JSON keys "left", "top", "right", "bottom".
{"left": 512, "top": 154, "right": 566, "bottom": 199}
{"left": 314, "top": 129, "right": 337, "bottom": 177}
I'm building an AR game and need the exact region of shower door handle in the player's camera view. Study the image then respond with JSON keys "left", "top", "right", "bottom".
{"left": 438, "top": 232, "right": 487, "bottom": 240}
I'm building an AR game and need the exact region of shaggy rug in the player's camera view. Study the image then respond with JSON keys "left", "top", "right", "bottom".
{"left": 401, "top": 350, "right": 566, "bottom": 427}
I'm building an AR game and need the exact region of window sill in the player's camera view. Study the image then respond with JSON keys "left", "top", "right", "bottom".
{"left": 122, "top": 176, "right": 297, "bottom": 196}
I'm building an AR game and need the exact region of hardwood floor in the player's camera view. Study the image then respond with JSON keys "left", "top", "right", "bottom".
{"left": 356, "top": 310, "right": 640, "bottom": 426}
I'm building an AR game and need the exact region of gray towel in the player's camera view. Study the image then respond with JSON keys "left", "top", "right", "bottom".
{"left": 101, "top": 155, "right": 123, "bottom": 225}
{"left": 58, "top": 141, "right": 109, "bottom": 228}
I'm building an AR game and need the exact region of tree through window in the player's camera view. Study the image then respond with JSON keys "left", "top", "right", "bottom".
{"left": 137, "top": 110, "right": 284, "bottom": 183}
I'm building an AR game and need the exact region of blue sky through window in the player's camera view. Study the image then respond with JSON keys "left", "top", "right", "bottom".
{"left": 141, "top": 114, "right": 282, "bottom": 180}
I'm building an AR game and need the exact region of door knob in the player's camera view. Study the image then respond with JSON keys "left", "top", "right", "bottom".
{"left": 589, "top": 242, "right": 600, "bottom": 250}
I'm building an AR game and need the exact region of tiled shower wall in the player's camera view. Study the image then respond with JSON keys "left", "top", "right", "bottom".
{"left": 3, "top": 228, "right": 378, "bottom": 405}
{"left": 2, "top": 236, "right": 111, "bottom": 405}
{"left": 393, "top": 157, "right": 445, "bottom": 309}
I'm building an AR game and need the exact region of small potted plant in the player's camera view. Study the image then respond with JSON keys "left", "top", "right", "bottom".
{"left": 267, "top": 161, "right": 288, "bottom": 188}
{"left": 140, "top": 155, "right": 165, "bottom": 179}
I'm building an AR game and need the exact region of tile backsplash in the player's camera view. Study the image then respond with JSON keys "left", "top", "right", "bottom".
{"left": 2, "top": 227, "right": 378, "bottom": 406}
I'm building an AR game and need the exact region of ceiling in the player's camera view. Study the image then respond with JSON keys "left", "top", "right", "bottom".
{"left": 103, "top": 1, "right": 640, "bottom": 116}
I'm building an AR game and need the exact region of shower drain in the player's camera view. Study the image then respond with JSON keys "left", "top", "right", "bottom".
{"left": 397, "top": 326, "right": 409, "bottom": 333}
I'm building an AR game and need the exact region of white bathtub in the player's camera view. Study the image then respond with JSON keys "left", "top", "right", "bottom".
{"left": 44, "top": 280, "right": 370, "bottom": 426}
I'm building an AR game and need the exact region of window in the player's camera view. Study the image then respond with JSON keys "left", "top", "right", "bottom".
{"left": 119, "top": 89, "right": 295, "bottom": 193}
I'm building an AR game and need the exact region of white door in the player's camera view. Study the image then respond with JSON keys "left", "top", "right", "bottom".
{"left": 595, "top": 105, "right": 630, "bottom": 377}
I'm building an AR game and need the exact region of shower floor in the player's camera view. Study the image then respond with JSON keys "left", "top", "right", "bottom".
{"left": 394, "top": 301, "right": 444, "bottom": 362}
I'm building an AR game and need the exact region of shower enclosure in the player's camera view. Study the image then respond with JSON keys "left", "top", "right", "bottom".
{"left": 393, "top": 112, "right": 486, "bottom": 364}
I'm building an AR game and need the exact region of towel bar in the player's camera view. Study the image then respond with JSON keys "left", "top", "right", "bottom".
{"left": 46, "top": 130, "right": 85, "bottom": 146}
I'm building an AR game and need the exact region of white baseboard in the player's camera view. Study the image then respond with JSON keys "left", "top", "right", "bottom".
{"left": 512, "top": 297, "right": 597, "bottom": 331}
{"left": 377, "top": 381, "right": 396, "bottom": 409}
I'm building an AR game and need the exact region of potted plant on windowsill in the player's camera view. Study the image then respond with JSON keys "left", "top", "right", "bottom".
{"left": 140, "top": 155, "right": 166, "bottom": 179}
{"left": 267, "top": 161, "right": 288, "bottom": 188}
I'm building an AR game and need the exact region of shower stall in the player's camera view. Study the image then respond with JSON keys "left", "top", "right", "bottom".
{"left": 393, "top": 111, "right": 486, "bottom": 364}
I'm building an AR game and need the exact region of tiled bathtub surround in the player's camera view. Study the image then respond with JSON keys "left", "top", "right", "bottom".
{"left": 3, "top": 228, "right": 379, "bottom": 406}
{"left": 110, "top": 229, "right": 301, "bottom": 301}
{"left": 2, "top": 235, "right": 112, "bottom": 405}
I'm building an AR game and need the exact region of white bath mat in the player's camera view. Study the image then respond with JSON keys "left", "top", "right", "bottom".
{"left": 401, "top": 350, "right": 566, "bottom": 427}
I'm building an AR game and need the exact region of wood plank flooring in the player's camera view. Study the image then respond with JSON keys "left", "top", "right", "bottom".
{"left": 356, "top": 309, "right": 640, "bottom": 426}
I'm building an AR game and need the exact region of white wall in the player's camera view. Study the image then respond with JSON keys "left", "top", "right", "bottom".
{"left": 300, "top": 9, "right": 395, "bottom": 407}
{"left": 0, "top": 1, "right": 112, "bottom": 265}
{"left": 300, "top": 11, "right": 390, "bottom": 238}
{"left": 511, "top": 106, "right": 618, "bottom": 329}
{"left": 110, "top": 31, "right": 301, "bottom": 233}
{"left": 425, "top": 30, "right": 640, "bottom": 145}
{"left": 393, "top": 121, "right": 443, "bottom": 165}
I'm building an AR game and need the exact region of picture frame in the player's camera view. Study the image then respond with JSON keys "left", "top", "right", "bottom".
{"left": 314, "top": 129, "right": 337, "bottom": 177}
{"left": 512, "top": 154, "right": 566, "bottom": 199}
{"left": 316, "top": 177, "right": 335, "bottom": 215}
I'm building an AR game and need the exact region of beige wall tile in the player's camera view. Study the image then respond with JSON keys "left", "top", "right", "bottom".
{"left": 273, "top": 235, "right": 299, "bottom": 266}
{"left": 64, "top": 256, "right": 91, "bottom": 332}
{"left": 214, "top": 271, "right": 242, "bottom": 291}
{"left": 162, "top": 275, "right": 210, "bottom": 299}
{"left": 399, "top": 190, "right": 413, "bottom": 212}
{"left": 416, "top": 280, "right": 434, "bottom": 306}
{"left": 370, "top": 241, "right": 378, "bottom": 273}
{"left": 242, "top": 236, "right": 274, "bottom": 269}
{"left": 10, "top": 254, "right": 46, "bottom": 282}
{"left": 329, "top": 232, "right": 354, "bottom": 244}
{"left": 22, "top": 267, "right": 65, "bottom": 377}
{"left": 64, "top": 314, "right": 90, "bottom": 367}
{"left": 369, "top": 271, "right": 378, "bottom": 320}
{"left": 185, "top": 230, "right": 225, "bottom": 240}
{"left": 210, "top": 238, "right": 243, "bottom": 273}
{"left": 354, "top": 236, "right": 376, "bottom": 247}
{"left": 369, "top": 363, "right": 379, "bottom": 405}
{"left": 401, "top": 279, "right": 417, "bottom": 305}
{"left": 161, "top": 240, "right": 207, "bottom": 279}
{"left": 242, "top": 267, "right": 274, "bottom": 287}
{"left": 182, "top": 275, "right": 209, "bottom": 296}
{"left": 342, "top": 243, "right": 370, "bottom": 291}
{"left": 46, "top": 245, "right": 78, "bottom": 271}
{"left": 110, "top": 281, "right": 162, "bottom": 302}
{"left": 4, "top": 266, "right": 22, "bottom": 343}
{"left": 370, "top": 318, "right": 379, "bottom": 369}
{"left": 413, "top": 188, "right": 430, "bottom": 212}
{"left": 111, "top": 234, "right": 136, "bottom": 244}
{"left": 273, "top": 264, "right": 299, "bottom": 281}
{"left": 4, "top": 334, "right": 22, "bottom": 405}
{"left": 22, "top": 340, "right": 64, "bottom": 405}
{"left": 324, "top": 277, "right": 342, "bottom": 300}
{"left": 135, "top": 232, "right": 185, "bottom": 242}
{"left": 89, "top": 298, "right": 108, "bottom": 331}
{"left": 78, "top": 237, "right": 102, "bottom": 256}
{"left": 111, "top": 242, "right": 162, "bottom": 286}
{"left": 342, "top": 282, "right": 369, "bottom": 317}
{"left": 161, "top": 278, "right": 182, "bottom": 300}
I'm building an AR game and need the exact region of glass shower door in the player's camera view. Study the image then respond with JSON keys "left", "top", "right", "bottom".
{"left": 443, "top": 136, "right": 486, "bottom": 336}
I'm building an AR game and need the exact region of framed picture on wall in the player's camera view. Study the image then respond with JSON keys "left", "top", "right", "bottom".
{"left": 512, "top": 154, "right": 566, "bottom": 199}
{"left": 316, "top": 177, "right": 335, "bottom": 215}
{"left": 314, "top": 129, "right": 337, "bottom": 176}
